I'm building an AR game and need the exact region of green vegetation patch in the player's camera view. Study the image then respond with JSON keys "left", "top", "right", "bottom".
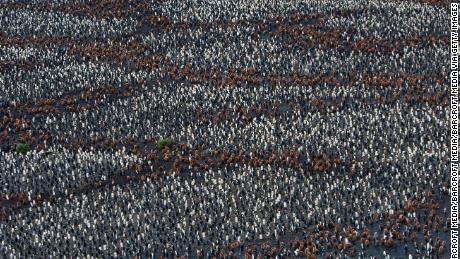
{"left": 16, "top": 143, "right": 30, "bottom": 155}
{"left": 157, "top": 138, "right": 172, "bottom": 150}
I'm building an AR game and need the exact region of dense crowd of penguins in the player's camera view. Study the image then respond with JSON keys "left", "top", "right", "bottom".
{"left": 0, "top": 0, "right": 450, "bottom": 257}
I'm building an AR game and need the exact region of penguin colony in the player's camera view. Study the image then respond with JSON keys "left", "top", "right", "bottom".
{"left": 0, "top": 0, "right": 451, "bottom": 258}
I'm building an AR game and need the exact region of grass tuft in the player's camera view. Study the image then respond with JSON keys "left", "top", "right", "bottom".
{"left": 16, "top": 143, "right": 30, "bottom": 155}
{"left": 157, "top": 138, "right": 172, "bottom": 150}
